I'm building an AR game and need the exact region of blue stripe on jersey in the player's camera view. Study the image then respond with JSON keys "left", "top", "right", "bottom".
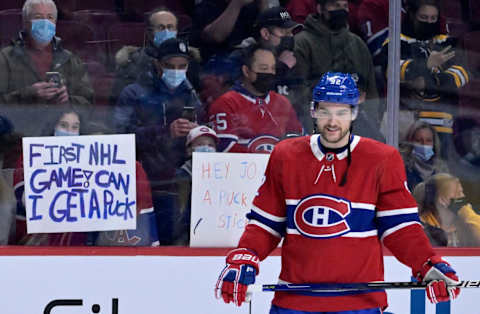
{"left": 270, "top": 304, "right": 383, "bottom": 314}
{"left": 286, "top": 205, "right": 376, "bottom": 233}
{"left": 287, "top": 289, "right": 383, "bottom": 297}
{"left": 217, "top": 135, "right": 238, "bottom": 152}
{"left": 247, "top": 210, "right": 286, "bottom": 236}
{"left": 376, "top": 213, "right": 420, "bottom": 238}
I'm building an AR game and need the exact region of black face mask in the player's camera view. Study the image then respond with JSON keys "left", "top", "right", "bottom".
{"left": 326, "top": 9, "right": 349, "bottom": 31}
{"left": 251, "top": 72, "right": 276, "bottom": 94}
{"left": 414, "top": 20, "right": 439, "bottom": 40}
{"left": 448, "top": 197, "right": 467, "bottom": 214}
{"left": 276, "top": 36, "right": 295, "bottom": 53}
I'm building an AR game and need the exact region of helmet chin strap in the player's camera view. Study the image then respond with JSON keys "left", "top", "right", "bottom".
{"left": 339, "top": 124, "right": 353, "bottom": 187}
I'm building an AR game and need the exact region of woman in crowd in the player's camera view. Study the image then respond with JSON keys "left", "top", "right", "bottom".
{"left": 413, "top": 172, "right": 480, "bottom": 247}
{"left": 13, "top": 106, "right": 84, "bottom": 245}
{"left": 400, "top": 120, "right": 449, "bottom": 191}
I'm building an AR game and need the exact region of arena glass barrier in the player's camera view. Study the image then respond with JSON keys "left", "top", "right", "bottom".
{"left": 0, "top": 246, "right": 478, "bottom": 314}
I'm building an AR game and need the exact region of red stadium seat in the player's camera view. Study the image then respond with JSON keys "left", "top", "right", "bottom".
{"left": 74, "top": 0, "right": 117, "bottom": 11}
{"left": 439, "top": 0, "right": 463, "bottom": 21}
{"left": 0, "top": 0, "right": 21, "bottom": 11}
{"left": 72, "top": 10, "right": 119, "bottom": 40}
{"left": 56, "top": 20, "right": 101, "bottom": 62}
{"left": 84, "top": 60, "right": 114, "bottom": 106}
{"left": 107, "top": 22, "right": 145, "bottom": 57}
{"left": 0, "top": 9, "right": 22, "bottom": 48}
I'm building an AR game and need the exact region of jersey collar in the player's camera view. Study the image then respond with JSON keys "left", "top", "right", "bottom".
{"left": 310, "top": 134, "right": 360, "bottom": 162}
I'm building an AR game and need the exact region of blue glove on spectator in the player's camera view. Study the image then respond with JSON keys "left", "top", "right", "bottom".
{"left": 215, "top": 248, "right": 259, "bottom": 306}
{"left": 416, "top": 255, "right": 460, "bottom": 304}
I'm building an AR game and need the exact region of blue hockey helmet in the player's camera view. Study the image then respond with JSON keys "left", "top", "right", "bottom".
{"left": 312, "top": 72, "right": 360, "bottom": 106}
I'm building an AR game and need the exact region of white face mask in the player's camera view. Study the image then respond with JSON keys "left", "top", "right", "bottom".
{"left": 54, "top": 129, "right": 79, "bottom": 136}
{"left": 161, "top": 69, "right": 187, "bottom": 88}
{"left": 193, "top": 145, "right": 216, "bottom": 153}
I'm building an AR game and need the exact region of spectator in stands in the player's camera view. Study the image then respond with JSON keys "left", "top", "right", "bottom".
{"left": 0, "top": 0, "right": 93, "bottom": 113}
{"left": 174, "top": 125, "right": 218, "bottom": 245}
{"left": 228, "top": 7, "right": 306, "bottom": 122}
{"left": 293, "top": 0, "right": 380, "bottom": 134}
{"left": 110, "top": 7, "right": 201, "bottom": 106}
{"left": 209, "top": 44, "right": 302, "bottom": 153}
{"left": 400, "top": 120, "right": 449, "bottom": 191}
{"left": 191, "top": 0, "right": 268, "bottom": 61}
{"left": 114, "top": 38, "right": 202, "bottom": 197}
{"left": 379, "top": 0, "right": 469, "bottom": 161}
{"left": 413, "top": 173, "right": 480, "bottom": 247}
{"left": 449, "top": 117, "right": 480, "bottom": 211}
{"left": 84, "top": 121, "right": 160, "bottom": 247}
{"left": 0, "top": 168, "right": 15, "bottom": 245}
{"left": 13, "top": 106, "right": 87, "bottom": 245}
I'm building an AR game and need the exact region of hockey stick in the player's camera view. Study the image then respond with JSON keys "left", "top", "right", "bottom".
{"left": 247, "top": 281, "right": 480, "bottom": 293}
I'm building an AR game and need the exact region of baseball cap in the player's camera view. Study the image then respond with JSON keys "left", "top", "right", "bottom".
{"left": 150, "top": 38, "right": 190, "bottom": 61}
{"left": 255, "top": 7, "right": 303, "bottom": 33}
{"left": 186, "top": 125, "right": 218, "bottom": 146}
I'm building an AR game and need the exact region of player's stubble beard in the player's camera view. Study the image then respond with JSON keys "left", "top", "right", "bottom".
{"left": 319, "top": 123, "right": 351, "bottom": 147}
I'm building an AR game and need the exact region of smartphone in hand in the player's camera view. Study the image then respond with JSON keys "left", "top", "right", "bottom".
{"left": 181, "top": 106, "right": 197, "bottom": 122}
{"left": 46, "top": 72, "right": 64, "bottom": 87}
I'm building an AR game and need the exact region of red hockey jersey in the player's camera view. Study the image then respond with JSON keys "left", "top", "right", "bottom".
{"left": 208, "top": 89, "right": 303, "bottom": 153}
{"left": 238, "top": 135, "right": 435, "bottom": 312}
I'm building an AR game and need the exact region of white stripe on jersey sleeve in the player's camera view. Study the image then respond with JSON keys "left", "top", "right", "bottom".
{"left": 342, "top": 230, "right": 378, "bottom": 238}
{"left": 285, "top": 199, "right": 299, "bottom": 205}
{"left": 380, "top": 221, "right": 422, "bottom": 241}
{"left": 249, "top": 220, "right": 282, "bottom": 238}
{"left": 376, "top": 207, "right": 418, "bottom": 217}
{"left": 351, "top": 202, "right": 376, "bottom": 210}
{"left": 252, "top": 205, "right": 286, "bottom": 222}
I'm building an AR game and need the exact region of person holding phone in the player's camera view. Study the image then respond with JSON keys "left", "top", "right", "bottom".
{"left": 115, "top": 39, "right": 203, "bottom": 237}
{"left": 0, "top": 0, "right": 93, "bottom": 133}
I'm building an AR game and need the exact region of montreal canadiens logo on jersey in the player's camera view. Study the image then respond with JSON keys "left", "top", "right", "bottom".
{"left": 248, "top": 135, "right": 280, "bottom": 153}
{"left": 293, "top": 194, "right": 351, "bottom": 238}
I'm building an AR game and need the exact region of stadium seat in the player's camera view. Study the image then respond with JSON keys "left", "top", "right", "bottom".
{"left": 0, "top": 9, "right": 22, "bottom": 48}
{"left": 56, "top": 20, "right": 100, "bottom": 62}
{"left": 74, "top": 0, "right": 117, "bottom": 11}
{"left": 439, "top": 0, "right": 463, "bottom": 21}
{"left": 72, "top": 10, "right": 119, "bottom": 40}
{"left": 84, "top": 60, "right": 114, "bottom": 106}
{"left": 0, "top": 0, "right": 21, "bottom": 11}
{"left": 107, "top": 22, "right": 145, "bottom": 58}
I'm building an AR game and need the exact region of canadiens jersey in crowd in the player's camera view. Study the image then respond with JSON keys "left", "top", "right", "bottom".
{"left": 13, "top": 161, "right": 159, "bottom": 246}
{"left": 238, "top": 135, "right": 435, "bottom": 312}
{"left": 208, "top": 82, "right": 303, "bottom": 153}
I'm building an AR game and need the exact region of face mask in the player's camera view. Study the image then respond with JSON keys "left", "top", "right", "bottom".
{"left": 414, "top": 21, "right": 439, "bottom": 40}
{"left": 412, "top": 143, "right": 434, "bottom": 161}
{"left": 153, "top": 30, "right": 177, "bottom": 47}
{"left": 193, "top": 145, "right": 216, "bottom": 153}
{"left": 161, "top": 69, "right": 186, "bottom": 88}
{"left": 55, "top": 129, "right": 79, "bottom": 136}
{"left": 31, "top": 19, "right": 56, "bottom": 44}
{"left": 276, "top": 36, "right": 295, "bottom": 53}
{"left": 448, "top": 197, "right": 467, "bottom": 214}
{"left": 251, "top": 72, "right": 276, "bottom": 95}
{"left": 326, "top": 9, "right": 348, "bottom": 31}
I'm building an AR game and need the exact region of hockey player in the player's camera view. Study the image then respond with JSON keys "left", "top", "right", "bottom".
{"left": 215, "top": 72, "right": 460, "bottom": 313}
